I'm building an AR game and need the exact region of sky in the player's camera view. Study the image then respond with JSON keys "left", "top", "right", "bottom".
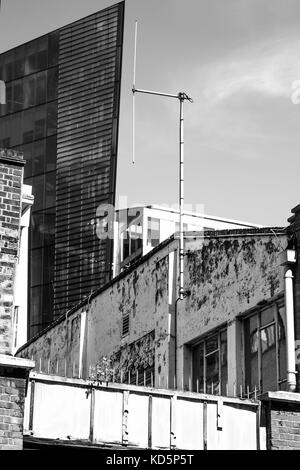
{"left": 1, "top": 0, "right": 300, "bottom": 226}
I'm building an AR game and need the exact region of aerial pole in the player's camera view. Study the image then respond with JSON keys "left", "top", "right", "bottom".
{"left": 132, "top": 20, "right": 193, "bottom": 299}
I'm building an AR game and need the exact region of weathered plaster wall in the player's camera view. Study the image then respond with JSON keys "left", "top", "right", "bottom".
{"left": 177, "top": 231, "right": 287, "bottom": 387}
{"left": 18, "top": 312, "right": 81, "bottom": 376}
{"left": 85, "top": 244, "right": 173, "bottom": 386}
{"left": 17, "top": 240, "right": 176, "bottom": 387}
{"left": 17, "top": 229, "right": 287, "bottom": 393}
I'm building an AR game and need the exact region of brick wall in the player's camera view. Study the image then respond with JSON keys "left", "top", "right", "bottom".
{"left": 0, "top": 150, "right": 33, "bottom": 450}
{"left": 262, "top": 392, "right": 300, "bottom": 450}
{"left": 0, "top": 151, "right": 24, "bottom": 355}
{"left": 268, "top": 408, "right": 300, "bottom": 450}
{"left": 0, "top": 372, "right": 26, "bottom": 450}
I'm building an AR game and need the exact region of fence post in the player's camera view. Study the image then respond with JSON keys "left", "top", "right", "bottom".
{"left": 28, "top": 380, "right": 35, "bottom": 432}
{"left": 122, "top": 391, "right": 130, "bottom": 446}
{"left": 89, "top": 386, "right": 95, "bottom": 443}
{"left": 170, "top": 395, "right": 177, "bottom": 449}
{"left": 203, "top": 401, "right": 207, "bottom": 450}
{"left": 148, "top": 395, "right": 152, "bottom": 449}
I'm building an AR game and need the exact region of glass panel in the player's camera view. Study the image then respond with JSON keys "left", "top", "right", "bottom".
{"left": 46, "top": 136, "right": 57, "bottom": 172}
{"left": 32, "top": 139, "right": 45, "bottom": 175}
{"left": 13, "top": 80, "right": 23, "bottom": 112}
{"left": 244, "top": 315, "right": 259, "bottom": 392}
{"left": 46, "top": 101, "right": 57, "bottom": 136}
{"left": 206, "top": 351, "right": 219, "bottom": 394}
{"left": 36, "top": 71, "right": 47, "bottom": 105}
{"left": 14, "top": 46, "right": 25, "bottom": 79}
{"left": 30, "top": 286, "right": 42, "bottom": 328}
{"left": 43, "top": 245, "right": 54, "bottom": 284}
{"left": 47, "top": 67, "right": 58, "bottom": 101}
{"left": 21, "top": 142, "right": 33, "bottom": 178}
{"left": 22, "top": 108, "right": 35, "bottom": 143}
{"left": 4, "top": 82, "right": 12, "bottom": 114}
{"left": 43, "top": 209, "right": 55, "bottom": 246}
{"left": 205, "top": 333, "right": 218, "bottom": 355}
{"left": 192, "top": 342, "right": 204, "bottom": 393}
{"left": 42, "top": 284, "right": 54, "bottom": 324}
{"left": 36, "top": 40, "right": 48, "bottom": 71}
{"left": 147, "top": 217, "right": 160, "bottom": 247}
{"left": 45, "top": 171, "right": 56, "bottom": 208}
{"left": 220, "top": 330, "right": 228, "bottom": 395}
{"left": 10, "top": 114, "right": 22, "bottom": 146}
{"left": 261, "top": 324, "right": 277, "bottom": 391}
{"left": 34, "top": 106, "right": 46, "bottom": 140}
{"left": 48, "top": 32, "right": 59, "bottom": 67}
{"left": 31, "top": 248, "right": 43, "bottom": 287}
{"left": 278, "top": 305, "right": 287, "bottom": 386}
{"left": 24, "top": 75, "right": 36, "bottom": 108}
{"left": 4, "top": 52, "right": 13, "bottom": 82}
{"left": 31, "top": 212, "right": 44, "bottom": 249}
{"left": 25, "top": 41, "right": 37, "bottom": 75}
{"left": 122, "top": 234, "right": 129, "bottom": 260}
{"left": 32, "top": 174, "right": 44, "bottom": 211}
{"left": 261, "top": 305, "right": 274, "bottom": 327}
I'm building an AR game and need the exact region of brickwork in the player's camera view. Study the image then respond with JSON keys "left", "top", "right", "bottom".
{"left": 0, "top": 373, "right": 26, "bottom": 450}
{"left": 269, "top": 408, "right": 300, "bottom": 450}
{"left": 0, "top": 150, "right": 24, "bottom": 355}
{"left": 0, "top": 150, "right": 33, "bottom": 450}
{"left": 262, "top": 392, "right": 300, "bottom": 450}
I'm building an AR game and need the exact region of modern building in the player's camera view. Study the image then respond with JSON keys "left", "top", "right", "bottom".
{"left": 113, "top": 204, "right": 262, "bottom": 276}
{"left": 0, "top": 2, "right": 125, "bottom": 338}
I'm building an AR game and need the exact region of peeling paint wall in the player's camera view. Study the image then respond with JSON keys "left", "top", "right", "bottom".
{"left": 177, "top": 232, "right": 286, "bottom": 388}
{"left": 17, "top": 240, "right": 176, "bottom": 387}
{"left": 17, "top": 229, "right": 287, "bottom": 393}
{"left": 18, "top": 313, "right": 81, "bottom": 376}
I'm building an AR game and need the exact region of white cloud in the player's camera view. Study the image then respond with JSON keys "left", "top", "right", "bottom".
{"left": 199, "top": 36, "right": 300, "bottom": 103}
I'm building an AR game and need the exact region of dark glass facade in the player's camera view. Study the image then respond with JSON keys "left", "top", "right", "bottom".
{"left": 0, "top": 2, "right": 124, "bottom": 337}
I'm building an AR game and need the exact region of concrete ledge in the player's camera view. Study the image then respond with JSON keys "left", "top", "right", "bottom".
{"left": 0, "top": 354, "right": 35, "bottom": 371}
{"left": 259, "top": 390, "right": 300, "bottom": 404}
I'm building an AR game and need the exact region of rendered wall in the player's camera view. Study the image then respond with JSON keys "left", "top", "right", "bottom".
{"left": 17, "top": 229, "right": 287, "bottom": 392}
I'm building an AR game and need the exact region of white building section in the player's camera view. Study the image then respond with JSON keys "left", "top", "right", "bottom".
{"left": 13, "top": 184, "right": 34, "bottom": 353}
{"left": 113, "top": 205, "right": 262, "bottom": 276}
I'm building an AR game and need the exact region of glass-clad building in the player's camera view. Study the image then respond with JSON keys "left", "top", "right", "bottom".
{"left": 0, "top": 2, "right": 124, "bottom": 338}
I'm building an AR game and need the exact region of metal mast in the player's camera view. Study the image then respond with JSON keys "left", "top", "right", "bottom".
{"left": 132, "top": 21, "right": 193, "bottom": 299}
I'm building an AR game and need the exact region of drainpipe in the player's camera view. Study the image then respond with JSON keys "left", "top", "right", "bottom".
{"left": 284, "top": 268, "right": 297, "bottom": 392}
{"left": 280, "top": 248, "right": 297, "bottom": 392}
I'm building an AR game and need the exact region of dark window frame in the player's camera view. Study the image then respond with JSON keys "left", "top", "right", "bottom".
{"left": 192, "top": 325, "right": 227, "bottom": 395}
{"left": 242, "top": 297, "right": 286, "bottom": 395}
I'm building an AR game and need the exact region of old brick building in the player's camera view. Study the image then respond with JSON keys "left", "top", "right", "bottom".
{"left": 0, "top": 149, "right": 34, "bottom": 450}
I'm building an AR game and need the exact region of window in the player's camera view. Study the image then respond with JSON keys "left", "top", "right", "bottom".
{"left": 192, "top": 328, "right": 227, "bottom": 395}
{"left": 147, "top": 217, "right": 160, "bottom": 248}
{"left": 121, "top": 223, "right": 142, "bottom": 264}
{"left": 243, "top": 299, "right": 286, "bottom": 394}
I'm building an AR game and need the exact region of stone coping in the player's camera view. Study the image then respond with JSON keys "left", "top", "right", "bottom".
{"left": 259, "top": 390, "right": 300, "bottom": 404}
{"left": 0, "top": 354, "right": 35, "bottom": 371}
